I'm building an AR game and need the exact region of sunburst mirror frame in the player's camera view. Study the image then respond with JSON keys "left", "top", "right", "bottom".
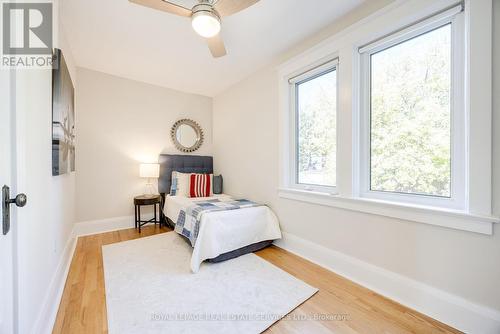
{"left": 170, "top": 119, "right": 204, "bottom": 153}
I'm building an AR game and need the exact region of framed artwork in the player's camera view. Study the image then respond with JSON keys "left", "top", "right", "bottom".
{"left": 52, "top": 48, "right": 75, "bottom": 176}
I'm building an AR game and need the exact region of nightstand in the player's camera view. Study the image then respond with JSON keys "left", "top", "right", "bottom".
{"left": 134, "top": 195, "right": 161, "bottom": 233}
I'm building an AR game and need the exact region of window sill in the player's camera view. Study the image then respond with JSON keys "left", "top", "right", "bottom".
{"left": 278, "top": 188, "right": 498, "bottom": 235}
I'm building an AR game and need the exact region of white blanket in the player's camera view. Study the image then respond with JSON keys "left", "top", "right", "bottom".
{"left": 165, "top": 195, "right": 282, "bottom": 272}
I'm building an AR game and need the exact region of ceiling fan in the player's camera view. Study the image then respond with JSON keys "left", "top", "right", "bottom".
{"left": 129, "top": 0, "right": 260, "bottom": 58}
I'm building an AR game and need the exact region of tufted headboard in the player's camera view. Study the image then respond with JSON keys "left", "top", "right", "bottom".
{"left": 158, "top": 154, "right": 213, "bottom": 195}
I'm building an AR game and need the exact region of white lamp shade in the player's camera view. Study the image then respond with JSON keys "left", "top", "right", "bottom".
{"left": 139, "top": 163, "right": 160, "bottom": 178}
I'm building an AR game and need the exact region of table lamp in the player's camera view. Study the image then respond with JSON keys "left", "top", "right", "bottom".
{"left": 139, "top": 163, "right": 160, "bottom": 197}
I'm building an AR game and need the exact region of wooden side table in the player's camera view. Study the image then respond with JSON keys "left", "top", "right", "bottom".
{"left": 134, "top": 195, "right": 161, "bottom": 233}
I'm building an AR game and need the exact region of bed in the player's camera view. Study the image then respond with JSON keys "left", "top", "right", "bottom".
{"left": 158, "top": 154, "right": 282, "bottom": 272}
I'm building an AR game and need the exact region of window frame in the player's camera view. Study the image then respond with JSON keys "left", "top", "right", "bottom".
{"left": 357, "top": 7, "right": 466, "bottom": 210}
{"left": 288, "top": 58, "right": 339, "bottom": 194}
{"left": 277, "top": 0, "right": 496, "bottom": 235}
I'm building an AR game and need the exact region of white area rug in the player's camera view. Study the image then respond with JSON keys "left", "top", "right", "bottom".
{"left": 102, "top": 232, "right": 318, "bottom": 334}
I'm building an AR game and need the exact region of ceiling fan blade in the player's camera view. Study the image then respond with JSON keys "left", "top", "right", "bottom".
{"left": 129, "top": 0, "right": 192, "bottom": 17}
{"left": 214, "top": 0, "right": 260, "bottom": 17}
{"left": 206, "top": 34, "right": 227, "bottom": 58}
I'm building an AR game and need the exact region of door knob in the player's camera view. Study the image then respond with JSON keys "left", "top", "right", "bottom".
{"left": 8, "top": 193, "right": 27, "bottom": 207}
{"left": 2, "top": 185, "right": 27, "bottom": 235}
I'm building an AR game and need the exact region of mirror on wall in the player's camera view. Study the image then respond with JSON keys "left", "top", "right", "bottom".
{"left": 170, "top": 119, "right": 204, "bottom": 153}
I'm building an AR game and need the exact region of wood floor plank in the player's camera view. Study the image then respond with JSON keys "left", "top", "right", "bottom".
{"left": 52, "top": 227, "right": 461, "bottom": 334}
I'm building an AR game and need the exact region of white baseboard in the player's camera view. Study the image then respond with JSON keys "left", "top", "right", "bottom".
{"left": 274, "top": 232, "right": 500, "bottom": 334}
{"left": 73, "top": 215, "right": 136, "bottom": 237}
{"left": 31, "top": 228, "right": 77, "bottom": 334}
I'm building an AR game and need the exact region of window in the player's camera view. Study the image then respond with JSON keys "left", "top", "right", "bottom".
{"left": 371, "top": 25, "right": 451, "bottom": 197}
{"left": 359, "top": 8, "right": 465, "bottom": 209}
{"left": 289, "top": 59, "right": 338, "bottom": 192}
{"left": 279, "top": 1, "right": 496, "bottom": 234}
{"left": 278, "top": 0, "right": 494, "bottom": 235}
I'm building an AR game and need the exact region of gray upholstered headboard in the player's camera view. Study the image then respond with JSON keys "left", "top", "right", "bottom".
{"left": 158, "top": 154, "right": 213, "bottom": 194}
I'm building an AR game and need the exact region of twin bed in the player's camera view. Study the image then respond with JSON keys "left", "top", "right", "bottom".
{"left": 158, "top": 154, "right": 282, "bottom": 272}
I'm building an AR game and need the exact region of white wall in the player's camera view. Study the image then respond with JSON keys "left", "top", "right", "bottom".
{"left": 213, "top": 0, "right": 500, "bottom": 327}
{"left": 493, "top": 0, "right": 500, "bottom": 216}
{"left": 13, "top": 1, "right": 77, "bottom": 333}
{"left": 75, "top": 68, "right": 213, "bottom": 222}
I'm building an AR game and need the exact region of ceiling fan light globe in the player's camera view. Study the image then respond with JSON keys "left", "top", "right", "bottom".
{"left": 191, "top": 11, "right": 221, "bottom": 38}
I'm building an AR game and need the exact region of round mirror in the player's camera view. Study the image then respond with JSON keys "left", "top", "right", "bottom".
{"left": 176, "top": 124, "right": 198, "bottom": 148}
{"left": 171, "top": 119, "right": 204, "bottom": 153}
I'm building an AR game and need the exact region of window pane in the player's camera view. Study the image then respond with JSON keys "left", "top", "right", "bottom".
{"left": 297, "top": 69, "right": 337, "bottom": 187}
{"left": 370, "top": 25, "right": 451, "bottom": 197}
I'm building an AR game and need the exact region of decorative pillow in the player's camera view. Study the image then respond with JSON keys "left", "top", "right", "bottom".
{"left": 213, "top": 175, "right": 223, "bottom": 194}
{"left": 189, "top": 173, "right": 213, "bottom": 198}
{"left": 170, "top": 171, "right": 191, "bottom": 197}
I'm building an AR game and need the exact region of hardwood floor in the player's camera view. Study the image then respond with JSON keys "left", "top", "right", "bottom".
{"left": 53, "top": 227, "right": 461, "bottom": 334}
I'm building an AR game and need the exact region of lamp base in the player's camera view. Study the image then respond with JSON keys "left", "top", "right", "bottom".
{"left": 143, "top": 182, "right": 157, "bottom": 197}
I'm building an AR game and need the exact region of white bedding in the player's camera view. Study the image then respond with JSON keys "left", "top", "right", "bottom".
{"left": 165, "top": 195, "right": 282, "bottom": 272}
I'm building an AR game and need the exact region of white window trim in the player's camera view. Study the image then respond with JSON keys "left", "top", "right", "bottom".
{"left": 357, "top": 4, "right": 466, "bottom": 210}
{"left": 286, "top": 57, "right": 339, "bottom": 194}
{"left": 277, "top": 0, "right": 496, "bottom": 235}
{"left": 278, "top": 187, "right": 498, "bottom": 235}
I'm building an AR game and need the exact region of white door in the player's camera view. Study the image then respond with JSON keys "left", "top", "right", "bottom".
{"left": 0, "top": 69, "right": 16, "bottom": 333}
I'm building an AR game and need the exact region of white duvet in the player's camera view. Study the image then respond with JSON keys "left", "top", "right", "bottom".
{"left": 165, "top": 194, "right": 282, "bottom": 272}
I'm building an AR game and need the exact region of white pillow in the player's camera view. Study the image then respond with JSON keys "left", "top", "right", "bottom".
{"left": 170, "top": 171, "right": 191, "bottom": 197}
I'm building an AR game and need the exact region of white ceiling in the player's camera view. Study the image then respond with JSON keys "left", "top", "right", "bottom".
{"left": 62, "top": 0, "right": 364, "bottom": 97}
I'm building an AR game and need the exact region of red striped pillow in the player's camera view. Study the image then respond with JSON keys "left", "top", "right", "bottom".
{"left": 189, "top": 173, "right": 213, "bottom": 198}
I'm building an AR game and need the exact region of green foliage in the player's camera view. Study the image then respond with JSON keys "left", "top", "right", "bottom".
{"left": 297, "top": 70, "right": 337, "bottom": 186}
{"left": 370, "top": 25, "right": 451, "bottom": 197}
